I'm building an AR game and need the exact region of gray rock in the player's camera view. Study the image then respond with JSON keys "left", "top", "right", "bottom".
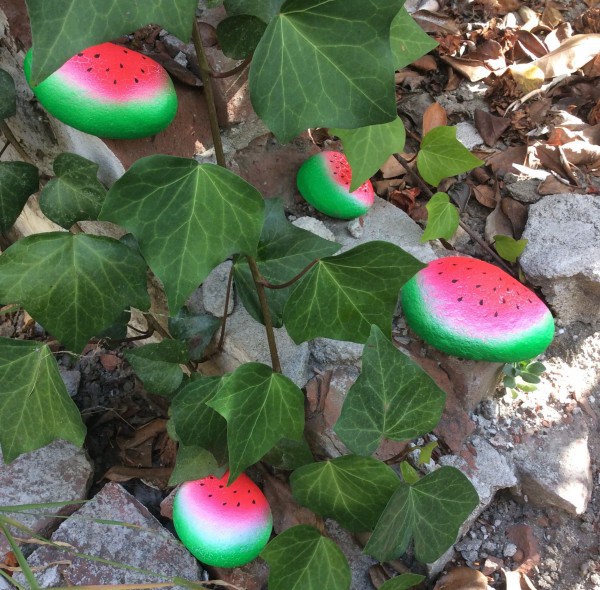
{"left": 59, "top": 367, "right": 81, "bottom": 397}
{"left": 455, "top": 121, "right": 484, "bottom": 150}
{"left": 202, "top": 260, "right": 234, "bottom": 317}
{"left": 15, "top": 483, "right": 202, "bottom": 588}
{"left": 520, "top": 195, "right": 600, "bottom": 325}
{"left": 291, "top": 216, "right": 337, "bottom": 242}
{"left": 504, "top": 174, "right": 542, "bottom": 204}
{"left": 0, "top": 441, "right": 93, "bottom": 556}
{"left": 510, "top": 419, "right": 593, "bottom": 515}
{"left": 310, "top": 338, "right": 364, "bottom": 368}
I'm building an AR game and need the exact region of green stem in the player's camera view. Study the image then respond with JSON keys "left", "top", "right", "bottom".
{"left": 211, "top": 54, "right": 252, "bottom": 79}
{"left": 259, "top": 258, "right": 318, "bottom": 290}
{"left": 0, "top": 120, "right": 33, "bottom": 163}
{"left": 191, "top": 20, "right": 226, "bottom": 168}
{"left": 217, "top": 262, "right": 235, "bottom": 351}
{"left": 247, "top": 256, "right": 282, "bottom": 373}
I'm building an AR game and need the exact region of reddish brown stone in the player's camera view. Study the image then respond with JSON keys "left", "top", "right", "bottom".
{"left": 99, "top": 353, "right": 121, "bottom": 372}
{"left": 207, "top": 559, "right": 269, "bottom": 590}
{"left": 481, "top": 556, "right": 504, "bottom": 575}
{"left": 507, "top": 524, "right": 541, "bottom": 574}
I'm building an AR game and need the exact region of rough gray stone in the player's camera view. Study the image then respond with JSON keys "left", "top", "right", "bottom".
{"left": 291, "top": 216, "right": 337, "bottom": 242}
{"left": 504, "top": 174, "right": 542, "bottom": 204}
{"left": 59, "top": 367, "right": 81, "bottom": 397}
{"left": 310, "top": 338, "right": 364, "bottom": 368}
{"left": 510, "top": 419, "right": 593, "bottom": 515}
{"left": 0, "top": 441, "right": 93, "bottom": 556}
{"left": 202, "top": 260, "right": 234, "bottom": 317}
{"left": 455, "top": 121, "right": 484, "bottom": 150}
{"left": 16, "top": 483, "right": 202, "bottom": 588}
{"left": 217, "top": 302, "right": 310, "bottom": 388}
{"left": 520, "top": 195, "right": 600, "bottom": 325}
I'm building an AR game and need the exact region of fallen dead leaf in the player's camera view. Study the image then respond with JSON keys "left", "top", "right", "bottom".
{"left": 503, "top": 569, "right": 539, "bottom": 590}
{"left": 374, "top": 178, "right": 404, "bottom": 197}
{"left": 412, "top": 54, "right": 438, "bottom": 71}
{"left": 473, "top": 183, "right": 498, "bottom": 208}
{"left": 535, "top": 34, "right": 600, "bottom": 78}
{"left": 538, "top": 175, "right": 585, "bottom": 194}
{"left": 474, "top": 109, "right": 511, "bottom": 146}
{"left": 423, "top": 102, "right": 448, "bottom": 135}
{"left": 390, "top": 186, "right": 421, "bottom": 213}
{"left": 541, "top": 1, "right": 564, "bottom": 28}
{"left": 544, "top": 22, "right": 573, "bottom": 51}
{"left": 477, "top": 0, "right": 520, "bottom": 16}
{"left": 485, "top": 201, "right": 514, "bottom": 243}
{"left": 433, "top": 566, "right": 489, "bottom": 589}
{"left": 102, "top": 466, "right": 172, "bottom": 484}
{"left": 395, "top": 69, "right": 425, "bottom": 89}
{"left": 380, "top": 153, "right": 415, "bottom": 178}
{"left": 412, "top": 10, "right": 460, "bottom": 34}
{"left": 509, "top": 62, "right": 545, "bottom": 93}
{"left": 501, "top": 197, "right": 528, "bottom": 237}
{"left": 575, "top": 6, "right": 600, "bottom": 34}
{"left": 486, "top": 146, "right": 528, "bottom": 175}
{"left": 513, "top": 30, "right": 549, "bottom": 62}
{"left": 442, "top": 40, "right": 507, "bottom": 82}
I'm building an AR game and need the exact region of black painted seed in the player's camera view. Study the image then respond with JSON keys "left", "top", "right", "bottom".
{"left": 222, "top": 502, "right": 227, "bottom": 506}
{"left": 252, "top": 500, "right": 256, "bottom": 504}
{"left": 113, "top": 80, "right": 117, "bottom": 84}
{"left": 494, "top": 311, "right": 498, "bottom": 317}
{"left": 105, "top": 68, "right": 110, "bottom": 71}
{"left": 87, "top": 67, "right": 92, "bottom": 72}
{"left": 528, "top": 298, "right": 532, "bottom": 303}
{"left": 451, "top": 279, "right": 458, "bottom": 283}
{"left": 94, "top": 54, "right": 100, "bottom": 58}
{"left": 479, "top": 299, "right": 484, "bottom": 305}
{"left": 123, "top": 49, "right": 128, "bottom": 53}
{"left": 457, "top": 297, "right": 463, "bottom": 302}
{"left": 77, "top": 53, "right": 84, "bottom": 57}
{"left": 517, "top": 304, "right": 520, "bottom": 309}
{"left": 438, "top": 272, "right": 443, "bottom": 275}
{"left": 219, "top": 485, "right": 224, "bottom": 488}
{"left": 208, "top": 494, "right": 212, "bottom": 497}
{"left": 134, "top": 78, "right": 139, "bottom": 83}
{"left": 237, "top": 502, "right": 240, "bottom": 507}
{"left": 120, "top": 63, "right": 124, "bottom": 68}
{"left": 141, "top": 68, "right": 145, "bottom": 73}
{"left": 476, "top": 284, "right": 481, "bottom": 288}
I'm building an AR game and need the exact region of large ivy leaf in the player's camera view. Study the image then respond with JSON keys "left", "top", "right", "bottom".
{"left": 284, "top": 241, "right": 424, "bottom": 344}
{"left": 0, "top": 233, "right": 150, "bottom": 352}
{"left": 417, "top": 126, "right": 484, "bottom": 187}
{"left": 217, "top": 15, "right": 267, "bottom": 59}
{"left": 0, "top": 162, "right": 39, "bottom": 233}
{"left": 224, "top": 0, "right": 284, "bottom": 21}
{"left": 234, "top": 199, "right": 340, "bottom": 327}
{"left": 420, "top": 192, "right": 460, "bottom": 242}
{"left": 390, "top": 8, "right": 438, "bottom": 70}
{"left": 101, "top": 156, "right": 264, "bottom": 312}
{"left": 39, "top": 153, "right": 106, "bottom": 229}
{"left": 330, "top": 117, "right": 406, "bottom": 191}
{"left": 0, "top": 338, "right": 85, "bottom": 463}
{"left": 262, "top": 525, "right": 351, "bottom": 590}
{"left": 168, "top": 444, "right": 227, "bottom": 486}
{"left": 170, "top": 376, "right": 228, "bottom": 464}
{"left": 168, "top": 308, "right": 221, "bottom": 362}
{"left": 25, "top": 0, "right": 198, "bottom": 85}
{"left": 380, "top": 574, "right": 425, "bottom": 590}
{"left": 124, "top": 340, "right": 188, "bottom": 398}
{"left": 0, "top": 69, "right": 16, "bottom": 119}
{"left": 207, "top": 363, "right": 305, "bottom": 481}
{"left": 262, "top": 436, "right": 314, "bottom": 470}
{"left": 290, "top": 455, "right": 400, "bottom": 532}
{"left": 334, "top": 325, "right": 446, "bottom": 455}
{"left": 249, "top": 0, "right": 401, "bottom": 143}
{"left": 364, "top": 466, "right": 479, "bottom": 563}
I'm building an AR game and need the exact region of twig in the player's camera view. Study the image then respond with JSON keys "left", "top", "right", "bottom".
{"left": 210, "top": 54, "right": 252, "bottom": 79}
{"left": 217, "top": 262, "right": 235, "bottom": 351}
{"left": 259, "top": 258, "right": 319, "bottom": 290}
{"left": 0, "top": 120, "right": 34, "bottom": 164}
{"left": 0, "top": 140, "right": 10, "bottom": 157}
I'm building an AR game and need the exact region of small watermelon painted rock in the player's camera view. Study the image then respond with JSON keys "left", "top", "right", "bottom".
{"left": 173, "top": 472, "right": 272, "bottom": 568}
{"left": 24, "top": 43, "right": 177, "bottom": 139}
{"left": 401, "top": 257, "right": 554, "bottom": 362}
{"left": 297, "top": 151, "right": 374, "bottom": 219}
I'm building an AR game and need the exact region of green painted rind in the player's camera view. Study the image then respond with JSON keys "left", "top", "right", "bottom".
{"left": 24, "top": 50, "right": 177, "bottom": 139}
{"left": 401, "top": 276, "right": 555, "bottom": 362}
{"left": 296, "top": 154, "right": 370, "bottom": 219}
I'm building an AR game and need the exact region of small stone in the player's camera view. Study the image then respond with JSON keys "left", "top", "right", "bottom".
{"left": 292, "top": 216, "right": 337, "bottom": 242}
{"left": 99, "top": 352, "right": 120, "bottom": 371}
{"left": 59, "top": 367, "right": 81, "bottom": 397}
{"left": 202, "top": 260, "right": 234, "bottom": 317}
{"left": 347, "top": 217, "right": 364, "bottom": 239}
{"left": 455, "top": 121, "right": 484, "bottom": 150}
{"left": 503, "top": 543, "right": 518, "bottom": 557}
{"left": 481, "top": 556, "right": 503, "bottom": 575}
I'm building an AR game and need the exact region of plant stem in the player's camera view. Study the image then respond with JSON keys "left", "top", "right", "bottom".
{"left": 217, "top": 262, "right": 235, "bottom": 351}
{"left": 247, "top": 256, "right": 282, "bottom": 373}
{"left": 0, "top": 120, "right": 34, "bottom": 163}
{"left": 393, "top": 153, "right": 515, "bottom": 276}
{"left": 211, "top": 55, "right": 252, "bottom": 79}
{"left": 191, "top": 20, "right": 226, "bottom": 168}
{"left": 259, "top": 258, "right": 318, "bottom": 290}
{"left": 0, "top": 140, "right": 10, "bottom": 158}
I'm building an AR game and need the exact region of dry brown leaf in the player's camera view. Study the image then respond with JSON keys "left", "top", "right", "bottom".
{"left": 535, "top": 34, "right": 600, "bottom": 78}
{"left": 412, "top": 55, "right": 438, "bottom": 71}
{"left": 575, "top": 6, "right": 600, "bottom": 34}
{"left": 374, "top": 178, "right": 404, "bottom": 197}
{"left": 538, "top": 175, "right": 585, "bottom": 194}
{"left": 501, "top": 197, "right": 528, "bottom": 237}
{"left": 509, "top": 62, "right": 545, "bottom": 93}
{"left": 561, "top": 140, "right": 600, "bottom": 167}
{"left": 582, "top": 53, "right": 600, "bottom": 76}
{"left": 544, "top": 22, "right": 573, "bottom": 51}
{"left": 589, "top": 98, "right": 600, "bottom": 125}
{"left": 473, "top": 184, "right": 498, "bottom": 208}
{"left": 102, "top": 466, "right": 172, "bottom": 483}
{"left": 541, "top": 1, "right": 564, "bottom": 28}
{"left": 442, "top": 40, "right": 507, "bottom": 82}
{"left": 485, "top": 201, "right": 514, "bottom": 243}
{"left": 486, "top": 146, "right": 528, "bottom": 175}
{"left": 477, "top": 0, "right": 520, "bottom": 16}
{"left": 380, "top": 155, "right": 408, "bottom": 178}
{"left": 390, "top": 186, "right": 421, "bottom": 214}
{"left": 513, "top": 30, "right": 549, "bottom": 61}
{"left": 445, "top": 66, "right": 461, "bottom": 91}
{"left": 433, "top": 566, "right": 489, "bottom": 589}
{"left": 503, "top": 569, "right": 539, "bottom": 590}
{"left": 423, "top": 103, "right": 448, "bottom": 135}
{"left": 474, "top": 109, "right": 511, "bottom": 146}
{"left": 412, "top": 10, "right": 460, "bottom": 34}
{"left": 395, "top": 70, "right": 425, "bottom": 90}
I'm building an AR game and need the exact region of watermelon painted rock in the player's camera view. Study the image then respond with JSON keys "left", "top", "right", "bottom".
{"left": 401, "top": 257, "right": 554, "bottom": 362}
{"left": 297, "top": 151, "right": 374, "bottom": 219}
{"left": 24, "top": 43, "right": 177, "bottom": 139}
{"left": 173, "top": 472, "right": 272, "bottom": 568}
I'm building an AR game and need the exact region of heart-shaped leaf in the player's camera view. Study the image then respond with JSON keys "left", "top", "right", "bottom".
{"left": 217, "top": 15, "right": 267, "bottom": 59}
{"left": 234, "top": 198, "right": 340, "bottom": 327}
{"left": 101, "top": 156, "right": 264, "bottom": 312}
{"left": 330, "top": 117, "right": 406, "bottom": 191}
{"left": 420, "top": 192, "right": 460, "bottom": 242}
{"left": 380, "top": 573, "right": 425, "bottom": 590}
{"left": 494, "top": 235, "right": 528, "bottom": 262}
{"left": 168, "top": 308, "right": 221, "bottom": 361}
{"left": 25, "top": 0, "right": 198, "bottom": 85}
{"left": 261, "top": 525, "right": 351, "bottom": 590}
{"left": 40, "top": 153, "right": 106, "bottom": 229}
{"left": 365, "top": 466, "right": 479, "bottom": 563}
{"left": 290, "top": 455, "right": 400, "bottom": 532}
{"left": 0, "top": 233, "right": 150, "bottom": 352}
{"left": 249, "top": 0, "right": 400, "bottom": 142}
{"left": 262, "top": 437, "right": 314, "bottom": 470}
{"left": 390, "top": 8, "right": 438, "bottom": 70}
{"left": 0, "top": 161, "right": 39, "bottom": 233}
{"left": 417, "top": 126, "right": 484, "bottom": 187}
{"left": 224, "top": 0, "right": 284, "bottom": 22}
{"left": 0, "top": 338, "right": 85, "bottom": 463}
{"left": 208, "top": 363, "right": 305, "bottom": 480}
{"left": 170, "top": 376, "right": 228, "bottom": 464}
{"left": 0, "top": 69, "right": 16, "bottom": 119}
{"left": 284, "top": 241, "right": 424, "bottom": 344}
{"left": 334, "top": 325, "right": 446, "bottom": 455}
{"left": 169, "top": 444, "right": 227, "bottom": 486}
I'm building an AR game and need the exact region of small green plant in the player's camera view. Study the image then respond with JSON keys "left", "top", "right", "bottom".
{"left": 0, "top": 1, "right": 492, "bottom": 587}
{"left": 503, "top": 359, "right": 547, "bottom": 398}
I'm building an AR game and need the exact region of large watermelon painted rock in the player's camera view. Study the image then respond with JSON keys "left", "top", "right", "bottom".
{"left": 24, "top": 43, "right": 177, "bottom": 139}
{"left": 401, "top": 257, "right": 554, "bottom": 362}
{"left": 297, "top": 151, "right": 374, "bottom": 219}
{"left": 173, "top": 472, "right": 272, "bottom": 568}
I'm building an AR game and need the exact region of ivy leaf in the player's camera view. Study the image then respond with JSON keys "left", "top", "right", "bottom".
{"left": 217, "top": 15, "right": 267, "bottom": 59}
{"left": 330, "top": 117, "right": 406, "bottom": 191}
{"left": 380, "top": 574, "right": 426, "bottom": 590}
{"left": 417, "top": 127, "right": 484, "bottom": 187}
{"left": 169, "top": 444, "right": 227, "bottom": 486}
{"left": 420, "top": 192, "right": 460, "bottom": 242}
{"left": 170, "top": 376, "right": 228, "bottom": 464}
{"left": 390, "top": 8, "right": 438, "bottom": 70}
{"left": 40, "top": 153, "right": 106, "bottom": 229}
{"left": 124, "top": 340, "right": 189, "bottom": 398}
{"left": 0, "top": 69, "right": 16, "bottom": 119}
{"left": 290, "top": 455, "right": 400, "bottom": 532}
{"left": 234, "top": 199, "right": 340, "bottom": 327}
{"left": 101, "top": 156, "right": 264, "bottom": 312}
{"left": 334, "top": 325, "right": 446, "bottom": 455}
{"left": 25, "top": 0, "right": 198, "bottom": 85}
{"left": 207, "top": 363, "right": 305, "bottom": 481}
{"left": 365, "top": 466, "right": 479, "bottom": 563}
{"left": 494, "top": 235, "right": 528, "bottom": 262}
{"left": 261, "top": 525, "right": 351, "bottom": 590}
{"left": 284, "top": 241, "right": 424, "bottom": 344}
{"left": 0, "top": 233, "right": 150, "bottom": 352}
{"left": 0, "top": 161, "right": 39, "bottom": 233}
{"left": 262, "top": 437, "right": 314, "bottom": 470}
{"left": 223, "top": 0, "right": 284, "bottom": 22}
{"left": 168, "top": 308, "right": 221, "bottom": 361}
{"left": 250, "top": 0, "right": 400, "bottom": 143}
{"left": 0, "top": 338, "right": 85, "bottom": 463}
